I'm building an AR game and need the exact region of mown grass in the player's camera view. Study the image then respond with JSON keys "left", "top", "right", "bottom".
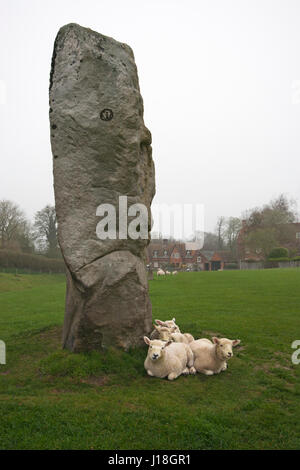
{"left": 0, "top": 269, "right": 300, "bottom": 449}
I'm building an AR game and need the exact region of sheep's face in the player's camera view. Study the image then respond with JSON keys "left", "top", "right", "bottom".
{"left": 144, "top": 337, "right": 172, "bottom": 361}
{"left": 155, "top": 318, "right": 180, "bottom": 333}
{"left": 212, "top": 337, "right": 241, "bottom": 361}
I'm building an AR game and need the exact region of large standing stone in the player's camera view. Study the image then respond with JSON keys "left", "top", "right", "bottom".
{"left": 49, "top": 23, "right": 155, "bottom": 351}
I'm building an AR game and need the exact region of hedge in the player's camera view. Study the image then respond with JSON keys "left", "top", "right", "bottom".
{"left": 268, "top": 247, "right": 289, "bottom": 259}
{"left": 268, "top": 257, "right": 290, "bottom": 262}
{"left": 268, "top": 257, "right": 300, "bottom": 262}
{"left": 224, "top": 263, "right": 238, "bottom": 270}
{"left": 0, "top": 249, "right": 66, "bottom": 273}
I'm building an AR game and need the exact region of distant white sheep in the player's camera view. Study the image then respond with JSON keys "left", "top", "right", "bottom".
{"left": 157, "top": 269, "right": 165, "bottom": 276}
{"left": 172, "top": 271, "right": 178, "bottom": 275}
{"left": 144, "top": 337, "right": 196, "bottom": 380}
{"left": 190, "top": 337, "right": 241, "bottom": 375}
{"left": 166, "top": 270, "right": 171, "bottom": 275}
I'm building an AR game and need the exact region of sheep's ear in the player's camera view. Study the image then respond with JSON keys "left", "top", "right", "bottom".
{"left": 232, "top": 339, "right": 241, "bottom": 347}
{"left": 212, "top": 337, "right": 220, "bottom": 344}
{"left": 164, "top": 341, "right": 173, "bottom": 348}
{"left": 144, "top": 336, "right": 151, "bottom": 346}
{"left": 154, "top": 324, "right": 160, "bottom": 330}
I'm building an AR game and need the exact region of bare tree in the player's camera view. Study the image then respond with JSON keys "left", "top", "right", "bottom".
{"left": 0, "top": 200, "right": 26, "bottom": 249}
{"left": 224, "top": 217, "right": 242, "bottom": 253}
{"left": 203, "top": 232, "right": 219, "bottom": 251}
{"left": 215, "top": 216, "right": 226, "bottom": 249}
{"left": 34, "top": 205, "right": 59, "bottom": 257}
{"left": 17, "top": 220, "right": 35, "bottom": 253}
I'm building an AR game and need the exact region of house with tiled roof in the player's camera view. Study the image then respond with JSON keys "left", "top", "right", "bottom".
{"left": 147, "top": 240, "right": 237, "bottom": 271}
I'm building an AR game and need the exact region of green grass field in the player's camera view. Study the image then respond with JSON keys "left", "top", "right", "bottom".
{"left": 0, "top": 269, "right": 300, "bottom": 450}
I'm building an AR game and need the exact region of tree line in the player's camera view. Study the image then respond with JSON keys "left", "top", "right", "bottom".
{"left": 203, "top": 194, "right": 299, "bottom": 258}
{"left": 1, "top": 194, "right": 298, "bottom": 262}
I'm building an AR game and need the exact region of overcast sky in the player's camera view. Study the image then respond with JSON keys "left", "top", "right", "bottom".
{"left": 1, "top": 0, "right": 300, "bottom": 233}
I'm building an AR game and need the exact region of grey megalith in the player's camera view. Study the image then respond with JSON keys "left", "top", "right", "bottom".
{"left": 49, "top": 23, "right": 155, "bottom": 351}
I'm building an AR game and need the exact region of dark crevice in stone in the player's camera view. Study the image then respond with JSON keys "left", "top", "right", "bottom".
{"left": 75, "top": 248, "right": 143, "bottom": 274}
{"left": 49, "top": 33, "right": 59, "bottom": 93}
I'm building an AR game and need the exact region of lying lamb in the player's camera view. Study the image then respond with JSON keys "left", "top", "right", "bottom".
{"left": 172, "top": 331, "right": 194, "bottom": 344}
{"left": 190, "top": 336, "right": 241, "bottom": 375}
{"left": 144, "top": 337, "right": 196, "bottom": 380}
{"left": 155, "top": 317, "right": 180, "bottom": 332}
{"left": 153, "top": 325, "right": 194, "bottom": 344}
{"left": 149, "top": 317, "right": 180, "bottom": 340}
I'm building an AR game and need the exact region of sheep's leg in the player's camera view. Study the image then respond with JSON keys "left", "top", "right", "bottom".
{"left": 167, "top": 372, "right": 179, "bottom": 380}
{"left": 189, "top": 366, "right": 196, "bottom": 374}
{"left": 147, "top": 370, "right": 154, "bottom": 376}
{"left": 221, "top": 362, "right": 227, "bottom": 371}
{"left": 182, "top": 367, "right": 189, "bottom": 375}
{"left": 186, "top": 348, "right": 194, "bottom": 368}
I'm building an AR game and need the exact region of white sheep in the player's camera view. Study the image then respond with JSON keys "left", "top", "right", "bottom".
{"left": 171, "top": 332, "right": 195, "bottom": 344}
{"left": 149, "top": 324, "right": 165, "bottom": 340}
{"left": 190, "top": 336, "right": 241, "bottom": 375}
{"left": 157, "top": 269, "right": 165, "bottom": 276}
{"left": 172, "top": 271, "right": 178, "bottom": 275}
{"left": 155, "top": 317, "right": 180, "bottom": 332}
{"left": 166, "top": 270, "right": 171, "bottom": 275}
{"left": 149, "top": 317, "right": 180, "bottom": 340}
{"left": 153, "top": 325, "right": 194, "bottom": 344}
{"left": 144, "top": 337, "right": 196, "bottom": 380}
